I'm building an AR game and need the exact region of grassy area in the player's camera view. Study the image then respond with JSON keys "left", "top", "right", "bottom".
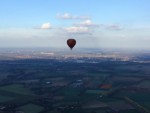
{"left": 87, "top": 73, "right": 110, "bottom": 77}
{"left": 18, "top": 103, "right": 44, "bottom": 113}
{"left": 0, "top": 73, "right": 9, "bottom": 81}
{"left": 59, "top": 87, "right": 81, "bottom": 97}
{"left": 116, "top": 91, "right": 150, "bottom": 102}
{"left": 137, "top": 80, "right": 150, "bottom": 88}
{"left": 79, "top": 94, "right": 98, "bottom": 102}
{"left": 46, "top": 109, "right": 60, "bottom": 113}
{"left": 0, "top": 84, "right": 33, "bottom": 95}
{"left": 0, "top": 95, "right": 14, "bottom": 103}
{"left": 141, "top": 101, "right": 150, "bottom": 110}
{"left": 119, "top": 109, "right": 140, "bottom": 113}
{"left": 61, "top": 93, "right": 98, "bottom": 103}
{"left": 116, "top": 90, "right": 150, "bottom": 110}
{"left": 86, "top": 89, "right": 108, "bottom": 95}
{"left": 84, "top": 108, "right": 108, "bottom": 113}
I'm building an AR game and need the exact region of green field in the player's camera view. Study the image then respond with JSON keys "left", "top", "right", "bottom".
{"left": 86, "top": 89, "right": 108, "bottom": 95}
{"left": 116, "top": 90, "right": 150, "bottom": 109}
{"left": 87, "top": 73, "right": 110, "bottom": 77}
{"left": 60, "top": 87, "right": 81, "bottom": 96}
{"left": 0, "top": 95, "right": 14, "bottom": 103}
{"left": 18, "top": 103, "right": 44, "bottom": 113}
{"left": 137, "top": 80, "right": 150, "bottom": 88}
{"left": 46, "top": 109, "right": 60, "bottom": 113}
{"left": 119, "top": 109, "right": 140, "bottom": 113}
{"left": 0, "top": 73, "right": 9, "bottom": 81}
{"left": 0, "top": 84, "right": 33, "bottom": 95}
{"left": 84, "top": 108, "right": 108, "bottom": 113}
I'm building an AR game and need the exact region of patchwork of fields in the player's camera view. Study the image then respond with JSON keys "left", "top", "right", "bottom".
{"left": 0, "top": 59, "right": 149, "bottom": 113}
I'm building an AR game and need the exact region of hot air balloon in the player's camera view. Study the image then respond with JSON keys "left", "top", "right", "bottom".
{"left": 67, "top": 39, "right": 76, "bottom": 50}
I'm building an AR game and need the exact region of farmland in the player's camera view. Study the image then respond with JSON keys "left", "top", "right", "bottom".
{"left": 0, "top": 50, "right": 150, "bottom": 113}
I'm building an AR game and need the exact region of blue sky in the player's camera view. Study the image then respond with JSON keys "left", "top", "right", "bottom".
{"left": 0, "top": 0, "right": 150, "bottom": 49}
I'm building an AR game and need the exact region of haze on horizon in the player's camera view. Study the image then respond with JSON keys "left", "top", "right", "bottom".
{"left": 0, "top": 0, "right": 150, "bottom": 50}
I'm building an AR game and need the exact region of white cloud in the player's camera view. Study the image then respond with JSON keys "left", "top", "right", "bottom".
{"left": 104, "top": 24, "right": 123, "bottom": 30}
{"left": 82, "top": 20, "right": 92, "bottom": 25}
{"left": 75, "top": 19, "right": 99, "bottom": 27}
{"left": 63, "top": 19, "right": 100, "bottom": 35}
{"left": 57, "top": 13, "right": 90, "bottom": 20}
{"left": 57, "top": 13, "right": 99, "bottom": 36}
{"left": 64, "top": 26, "right": 90, "bottom": 34}
{"left": 58, "top": 13, "right": 71, "bottom": 19}
{"left": 40, "top": 22, "right": 52, "bottom": 29}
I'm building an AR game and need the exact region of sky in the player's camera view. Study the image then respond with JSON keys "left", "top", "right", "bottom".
{"left": 0, "top": 0, "right": 150, "bottom": 49}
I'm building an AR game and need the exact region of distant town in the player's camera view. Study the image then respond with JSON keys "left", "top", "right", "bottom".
{"left": 0, "top": 48, "right": 150, "bottom": 62}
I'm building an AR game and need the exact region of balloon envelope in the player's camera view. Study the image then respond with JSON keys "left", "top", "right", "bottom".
{"left": 67, "top": 39, "right": 76, "bottom": 50}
